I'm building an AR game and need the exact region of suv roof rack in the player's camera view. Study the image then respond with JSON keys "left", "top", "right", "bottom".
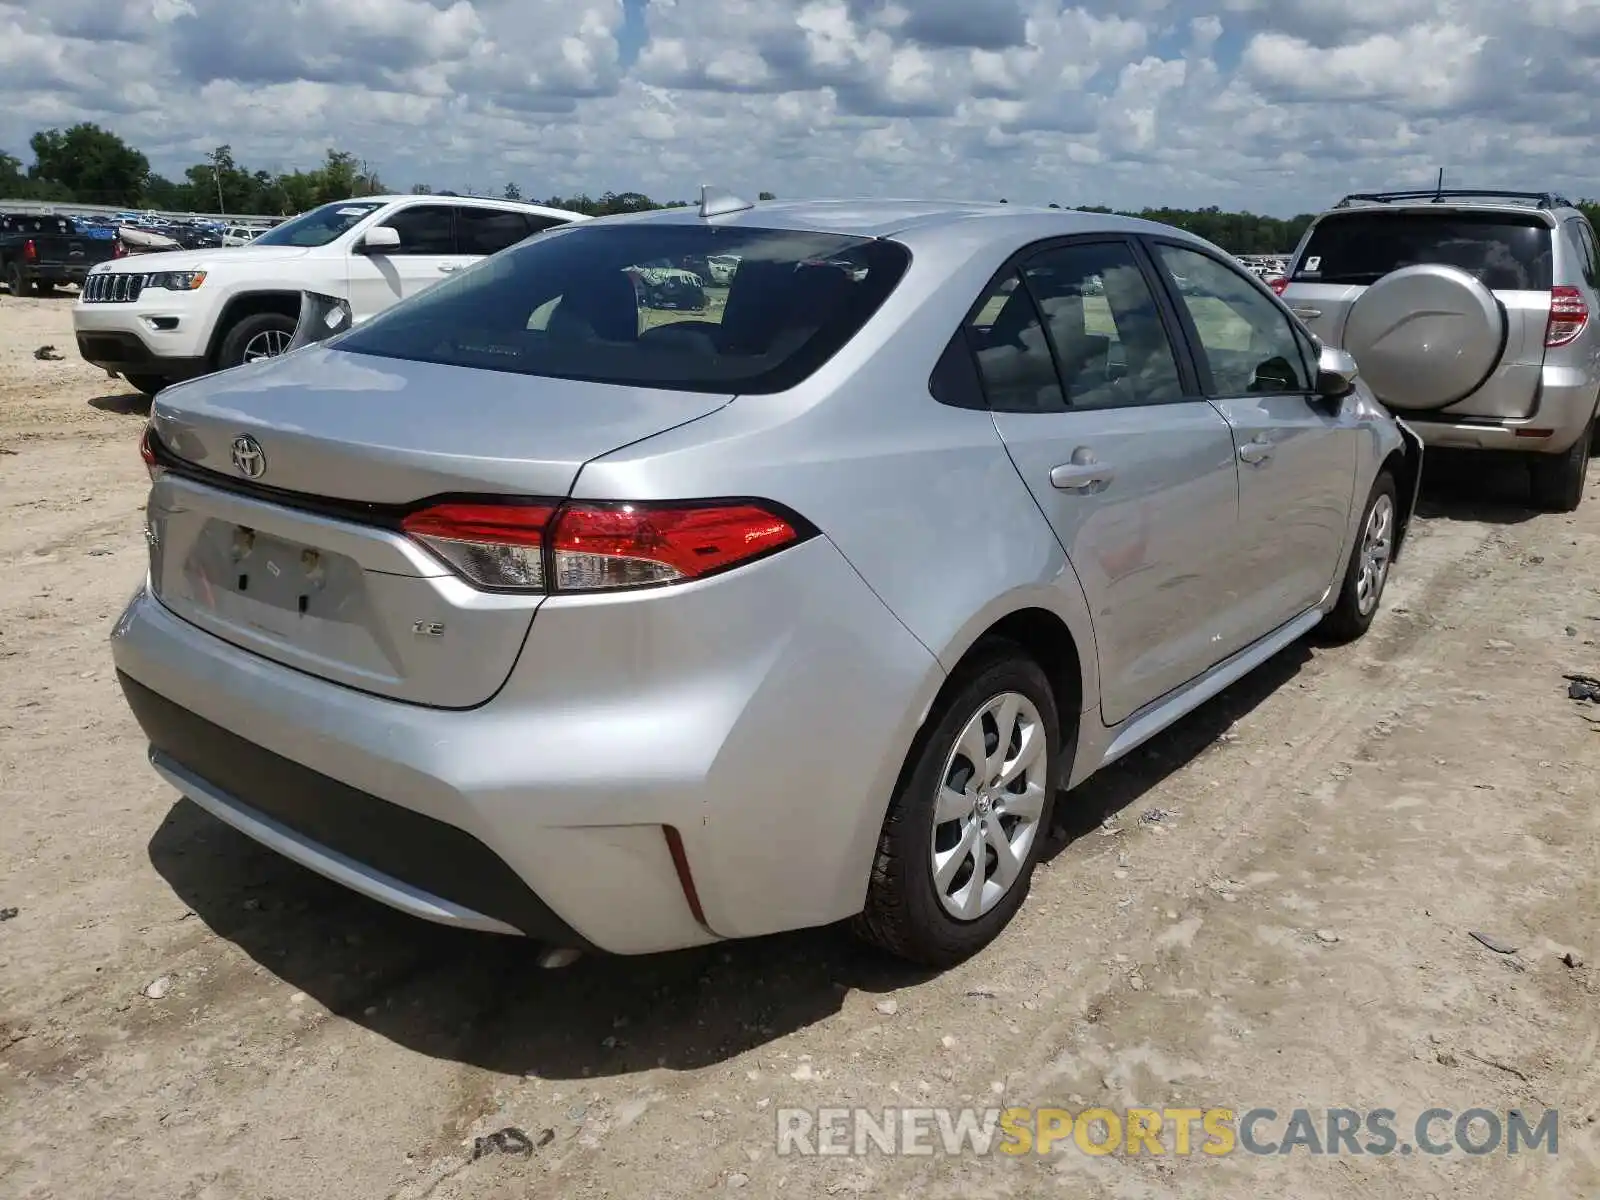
{"left": 1333, "top": 188, "right": 1574, "bottom": 211}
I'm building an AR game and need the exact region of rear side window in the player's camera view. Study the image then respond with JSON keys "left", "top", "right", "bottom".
{"left": 1568, "top": 219, "right": 1599, "bottom": 288}
{"left": 1294, "top": 211, "right": 1553, "bottom": 290}
{"left": 336, "top": 223, "right": 911, "bottom": 394}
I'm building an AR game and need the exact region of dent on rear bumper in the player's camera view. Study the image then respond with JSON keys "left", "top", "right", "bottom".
{"left": 111, "top": 536, "right": 945, "bottom": 953}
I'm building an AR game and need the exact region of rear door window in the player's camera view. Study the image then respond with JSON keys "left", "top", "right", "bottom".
{"left": 336, "top": 223, "right": 911, "bottom": 394}
{"left": 456, "top": 207, "right": 536, "bottom": 256}
{"left": 1294, "top": 211, "right": 1553, "bottom": 290}
{"left": 961, "top": 272, "right": 1066, "bottom": 413}
{"left": 1021, "top": 240, "right": 1185, "bottom": 407}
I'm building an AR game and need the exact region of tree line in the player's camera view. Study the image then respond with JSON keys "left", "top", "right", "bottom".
{"left": 4, "top": 122, "right": 1597, "bottom": 255}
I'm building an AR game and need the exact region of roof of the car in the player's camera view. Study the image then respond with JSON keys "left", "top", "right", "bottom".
{"left": 357, "top": 195, "right": 589, "bottom": 219}
{"left": 585, "top": 198, "right": 1196, "bottom": 245}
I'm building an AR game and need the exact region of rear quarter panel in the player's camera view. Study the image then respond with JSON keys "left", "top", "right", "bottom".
{"left": 569, "top": 223, "right": 1105, "bottom": 922}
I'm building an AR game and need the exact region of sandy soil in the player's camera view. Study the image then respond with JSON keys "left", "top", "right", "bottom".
{"left": 1, "top": 294, "right": 1597, "bottom": 1200}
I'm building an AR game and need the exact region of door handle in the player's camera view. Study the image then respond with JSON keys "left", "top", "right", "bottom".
{"left": 1050, "top": 462, "right": 1115, "bottom": 491}
{"left": 1290, "top": 306, "right": 1321, "bottom": 319}
{"left": 438, "top": 264, "right": 463, "bottom": 274}
{"left": 1238, "top": 435, "right": 1273, "bottom": 465}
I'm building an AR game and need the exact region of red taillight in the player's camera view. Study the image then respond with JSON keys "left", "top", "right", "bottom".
{"left": 400, "top": 499, "right": 803, "bottom": 592}
{"left": 139, "top": 426, "right": 163, "bottom": 481}
{"left": 22, "top": 239, "right": 37, "bottom": 262}
{"left": 113, "top": 241, "right": 128, "bottom": 259}
{"left": 401, "top": 502, "right": 557, "bottom": 590}
{"left": 1267, "top": 276, "right": 1288, "bottom": 296}
{"left": 1546, "top": 285, "right": 1588, "bottom": 348}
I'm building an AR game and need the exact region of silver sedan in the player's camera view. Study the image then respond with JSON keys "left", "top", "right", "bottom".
{"left": 111, "top": 194, "right": 1421, "bottom": 966}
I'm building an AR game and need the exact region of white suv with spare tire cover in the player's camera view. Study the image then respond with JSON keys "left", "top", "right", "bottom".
{"left": 1275, "top": 189, "right": 1600, "bottom": 511}
{"left": 73, "top": 195, "right": 588, "bottom": 397}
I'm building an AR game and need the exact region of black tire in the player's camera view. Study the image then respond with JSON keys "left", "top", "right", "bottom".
{"left": 6, "top": 262, "right": 34, "bottom": 297}
{"left": 216, "top": 311, "right": 297, "bottom": 371}
{"left": 1319, "top": 471, "right": 1399, "bottom": 644}
{"left": 1528, "top": 419, "right": 1592, "bottom": 514}
{"left": 122, "top": 374, "right": 170, "bottom": 396}
{"left": 854, "top": 643, "right": 1063, "bottom": 967}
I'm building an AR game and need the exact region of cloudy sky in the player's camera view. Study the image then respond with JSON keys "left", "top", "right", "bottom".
{"left": 2, "top": 0, "right": 1595, "bottom": 215}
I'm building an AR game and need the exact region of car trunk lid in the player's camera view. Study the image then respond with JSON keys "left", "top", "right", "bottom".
{"left": 144, "top": 346, "right": 732, "bottom": 708}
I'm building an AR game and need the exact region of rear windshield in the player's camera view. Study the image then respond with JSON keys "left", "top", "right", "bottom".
{"left": 1294, "top": 211, "right": 1553, "bottom": 290}
{"left": 334, "top": 223, "right": 912, "bottom": 394}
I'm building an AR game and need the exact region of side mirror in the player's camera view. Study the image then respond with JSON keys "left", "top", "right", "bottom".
{"left": 357, "top": 225, "right": 400, "bottom": 253}
{"left": 1315, "top": 345, "right": 1359, "bottom": 399}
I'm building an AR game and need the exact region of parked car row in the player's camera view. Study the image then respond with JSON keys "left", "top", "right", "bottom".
{"left": 104, "top": 186, "right": 1595, "bottom": 969}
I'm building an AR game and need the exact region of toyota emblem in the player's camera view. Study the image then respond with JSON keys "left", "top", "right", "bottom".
{"left": 231, "top": 434, "right": 266, "bottom": 479}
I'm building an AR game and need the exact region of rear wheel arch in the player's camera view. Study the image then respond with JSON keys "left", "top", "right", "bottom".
{"left": 206, "top": 291, "right": 302, "bottom": 367}
{"left": 923, "top": 607, "right": 1087, "bottom": 785}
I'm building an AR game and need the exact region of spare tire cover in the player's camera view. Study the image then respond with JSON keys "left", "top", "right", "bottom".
{"left": 1344, "top": 263, "right": 1505, "bottom": 411}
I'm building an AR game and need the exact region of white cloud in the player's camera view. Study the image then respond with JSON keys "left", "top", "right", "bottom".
{"left": 0, "top": 0, "right": 1594, "bottom": 215}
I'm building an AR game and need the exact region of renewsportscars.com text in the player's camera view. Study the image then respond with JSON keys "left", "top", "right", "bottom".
{"left": 775, "top": 1106, "right": 1560, "bottom": 1158}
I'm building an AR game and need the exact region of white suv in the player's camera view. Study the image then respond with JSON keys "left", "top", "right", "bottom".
{"left": 75, "top": 195, "right": 588, "bottom": 395}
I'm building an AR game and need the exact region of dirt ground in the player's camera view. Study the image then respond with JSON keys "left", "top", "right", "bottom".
{"left": 1, "top": 293, "right": 1597, "bottom": 1200}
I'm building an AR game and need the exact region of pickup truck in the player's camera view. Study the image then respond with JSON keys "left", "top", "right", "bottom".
{"left": 1, "top": 213, "right": 123, "bottom": 296}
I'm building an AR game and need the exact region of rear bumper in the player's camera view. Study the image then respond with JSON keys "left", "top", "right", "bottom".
{"left": 121, "top": 672, "right": 581, "bottom": 941}
{"left": 1400, "top": 368, "right": 1598, "bottom": 454}
{"left": 28, "top": 263, "right": 92, "bottom": 285}
{"left": 109, "top": 535, "right": 944, "bottom": 955}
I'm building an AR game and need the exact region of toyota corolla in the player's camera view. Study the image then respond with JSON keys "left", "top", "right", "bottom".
{"left": 111, "top": 193, "right": 1420, "bottom": 966}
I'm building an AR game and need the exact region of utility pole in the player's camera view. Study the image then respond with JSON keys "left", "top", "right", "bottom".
{"left": 209, "top": 149, "right": 226, "bottom": 215}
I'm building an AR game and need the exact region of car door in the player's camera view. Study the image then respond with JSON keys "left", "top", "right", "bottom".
{"left": 346, "top": 203, "right": 459, "bottom": 318}
{"left": 1147, "top": 240, "right": 1359, "bottom": 634}
{"left": 972, "top": 237, "right": 1244, "bottom": 726}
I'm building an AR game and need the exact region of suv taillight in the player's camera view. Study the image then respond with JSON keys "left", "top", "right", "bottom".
{"left": 1546, "top": 285, "right": 1588, "bottom": 348}
{"left": 401, "top": 500, "right": 806, "bottom": 593}
{"left": 21, "top": 238, "right": 37, "bottom": 262}
{"left": 112, "top": 240, "right": 128, "bottom": 259}
{"left": 1266, "top": 276, "right": 1288, "bottom": 296}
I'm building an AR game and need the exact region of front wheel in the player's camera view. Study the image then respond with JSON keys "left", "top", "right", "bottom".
{"left": 1319, "top": 471, "right": 1398, "bottom": 644}
{"left": 216, "top": 312, "right": 297, "bottom": 371}
{"left": 1528, "top": 420, "right": 1592, "bottom": 513}
{"left": 854, "top": 645, "right": 1061, "bottom": 967}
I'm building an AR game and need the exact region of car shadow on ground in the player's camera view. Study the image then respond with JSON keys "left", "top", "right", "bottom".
{"left": 142, "top": 448, "right": 1550, "bottom": 1082}
{"left": 146, "top": 654, "right": 1312, "bottom": 1084}
{"left": 87, "top": 392, "right": 152, "bottom": 416}
{"left": 1412, "top": 447, "right": 1547, "bottom": 525}
{"left": 149, "top": 799, "right": 942, "bottom": 1080}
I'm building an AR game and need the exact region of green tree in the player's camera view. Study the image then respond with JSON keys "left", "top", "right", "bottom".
{"left": 758, "top": 191, "right": 776, "bottom": 201}
{"left": 28, "top": 123, "right": 149, "bottom": 205}
{"left": 503, "top": 181, "right": 522, "bottom": 200}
